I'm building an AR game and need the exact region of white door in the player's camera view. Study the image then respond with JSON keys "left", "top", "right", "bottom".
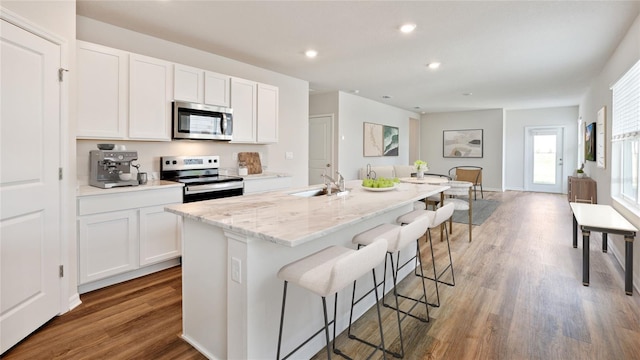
{"left": 309, "top": 115, "right": 334, "bottom": 185}
{"left": 1, "top": 20, "right": 62, "bottom": 353}
{"left": 524, "top": 126, "right": 564, "bottom": 193}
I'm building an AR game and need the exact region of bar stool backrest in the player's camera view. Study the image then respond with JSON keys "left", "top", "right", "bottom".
{"left": 327, "top": 239, "right": 387, "bottom": 296}
{"left": 430, "top": 202, "right": 456, "bottom": 229}
{"left": 390, "top": 215, "right": 430, "bottom": 253}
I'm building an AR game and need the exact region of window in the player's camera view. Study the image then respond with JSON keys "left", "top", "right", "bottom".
{"left": 612, "top": 59, "right": 640, "bottom": 209}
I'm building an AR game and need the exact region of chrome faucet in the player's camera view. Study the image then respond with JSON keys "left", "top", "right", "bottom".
{"left": 321, "top": 170, "right": 345, "bottom": 195}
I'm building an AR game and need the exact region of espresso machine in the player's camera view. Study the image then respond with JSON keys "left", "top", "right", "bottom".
{"left": 89, "top": 150, "right": 139, "bottom": 188}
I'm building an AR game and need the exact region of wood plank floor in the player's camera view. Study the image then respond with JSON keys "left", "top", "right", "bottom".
{"left": 4, "top": 191, "right": 640, "bottom": 359}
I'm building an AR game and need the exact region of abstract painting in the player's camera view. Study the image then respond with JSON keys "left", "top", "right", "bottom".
{"left": 363, "top": 122, "right": 384, "bottom": 156}
{"left": 443, "top": 129, "right": 483, "bottom": 158}
{"left": 383, "top": 125, "right": 399, "bottom": 156}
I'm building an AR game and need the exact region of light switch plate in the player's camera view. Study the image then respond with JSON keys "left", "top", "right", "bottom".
{"left": 285, "top": 152, "right": 294, "bottom": 160}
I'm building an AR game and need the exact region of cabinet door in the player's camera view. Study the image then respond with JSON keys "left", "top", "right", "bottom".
{"left": 77, "top": 41, "right": 128, "bottom": 139}
{"left": 129, "top": 54, "right": 173, "bottom": 140}
{"left": 204, "top": 71, "right": 230, "bottom": 107}
{"left": 139, "top": 206, "right": 181, "bottom": 266}
{"left": 230, "top": 77, "right": 257, "bottom": 143}
{"left": 78, "top": 210, "right": 138, "bottom": 284}
{"left": 257, "top": 83, "right": 279, "bottom": 143}
{"left": 174, "top": 64, "right": 203, "bottom": 103}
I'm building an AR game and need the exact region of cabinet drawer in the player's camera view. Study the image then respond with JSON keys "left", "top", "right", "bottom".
{"left": 78, "top": 188, "right": 182, "bottom": 216}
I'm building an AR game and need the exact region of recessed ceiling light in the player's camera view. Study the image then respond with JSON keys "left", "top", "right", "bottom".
{"left": 305, "top": 49, "right": 318, "bottom": 58}
{"left": 400, "top": 23, "right": 416, "bottom": 33}
{"left": 427, "top": 62, "right": 441, "bottom": 70}
{"left": 382, "top": 95, "right": 392, "bottom": 99}
{"left": 462, "top": 92, "right": 473, "bottom": 96}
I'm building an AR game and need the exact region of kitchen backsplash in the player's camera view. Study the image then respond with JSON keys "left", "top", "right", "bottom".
{"left": 76, "top": 139, "right": 268, "bottom": 185}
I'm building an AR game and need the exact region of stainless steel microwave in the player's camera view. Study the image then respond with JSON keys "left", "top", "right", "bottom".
{"left": 172, "top": 101, "right": 233, "bottom": 141}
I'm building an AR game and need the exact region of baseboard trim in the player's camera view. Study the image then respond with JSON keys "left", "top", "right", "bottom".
{"left": 78, "top": 258, "right": 181, "bottom": 294}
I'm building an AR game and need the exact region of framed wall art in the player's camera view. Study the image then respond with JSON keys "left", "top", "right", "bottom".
{"left": 585, "top": 122, "right": 596, "bottom": 162}
{"left": 596, "top": 106, "right": 606, "bottom": 168}
{"left": 363, "top": 122, "right": 399, "bottom": 156}
{"left": 443, "top": 129, "right": 483, "bottom": 158}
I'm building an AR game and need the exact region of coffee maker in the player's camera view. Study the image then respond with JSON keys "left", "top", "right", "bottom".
{"left": 89, "top": 150, "right": 139, "bottom": 188}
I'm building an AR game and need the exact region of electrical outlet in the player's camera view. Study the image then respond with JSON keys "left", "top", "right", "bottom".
{"left": 231, "top": 257, "right": 241, "bottom": 283}
{"left": 232, "top": 152, "right": 238, "bottom": 161}
{"left": 285, "top": 152, "right": 294, "bottom": 160}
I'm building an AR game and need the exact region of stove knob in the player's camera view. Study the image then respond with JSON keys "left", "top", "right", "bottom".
{"left": 165, "top": 160, "right": 170, "bottom": 165}
{"left": 118, "top": 154, "right": 124, "bottom": 160}
{"left": 172, "top": 160, "right": 177, "bottom": 165}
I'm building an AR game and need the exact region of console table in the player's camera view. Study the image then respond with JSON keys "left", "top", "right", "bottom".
{"left": 569, "top": 203, "right": 637, "bottom": 295}
{"left": 567, "top": 176, "right": 597, "bottom": 203}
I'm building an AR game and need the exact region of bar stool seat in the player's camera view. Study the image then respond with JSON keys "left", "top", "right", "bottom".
{"left": 350, "top": 215, "right": 432, "bottom": 358}
{"left": 397, "top": 202, "right": 456, "bottom": 308}
{"left": 276, "top": 239, "right": 388, "bottom": 360}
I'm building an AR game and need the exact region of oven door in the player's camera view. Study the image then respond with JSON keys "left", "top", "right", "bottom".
{"left": 183, "top": 182, "right": 244, "bottom": 203}
{"left": 173, "top": 101, "right": 233, "bottom": 141}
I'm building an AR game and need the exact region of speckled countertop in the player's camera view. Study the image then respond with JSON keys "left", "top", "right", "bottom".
{"left": 165, "top": 180, "right": 448, "bottom": 247}
{"left": 77, "top": 180, "right": 183, "bottom": 197}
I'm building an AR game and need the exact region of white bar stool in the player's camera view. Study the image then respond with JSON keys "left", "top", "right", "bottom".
{"left": 276, "top": 239, "right": 388, "bottom": 360}
{"left": 350, "top": 215, "right": 432, "bottom": 358}
{"left": 397, "top": 202, "right": 456, "bottom": 308}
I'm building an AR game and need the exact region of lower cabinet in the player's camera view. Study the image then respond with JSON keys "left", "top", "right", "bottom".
{"left": 77, "top": 187, "right": 182, "bottom": 292}
{"left": 243, "top": 176, "right": 292, "bottom": 194}
{"left": 139, "top": 206, "right": 181, "bottom": 266}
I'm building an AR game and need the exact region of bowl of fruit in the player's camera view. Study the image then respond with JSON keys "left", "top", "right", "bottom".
{"left": 361, "top": 177, "right": 400, "bottom": 192}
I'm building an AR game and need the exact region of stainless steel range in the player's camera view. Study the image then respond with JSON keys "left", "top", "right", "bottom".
{"left": 160, "top": 155, "right": 244, "bottom": 203}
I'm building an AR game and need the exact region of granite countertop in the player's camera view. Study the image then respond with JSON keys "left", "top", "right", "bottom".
{"left": 165, "top": 179, "right": 449, "bottom": 247}
{"left": 238, "top": 172, "right": 292, "bottom": 180}
{"left": 77, "top": 180, "right": 183, "bottom": 197}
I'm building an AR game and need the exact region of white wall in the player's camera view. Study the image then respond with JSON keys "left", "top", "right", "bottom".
{"left": 421, "top": 109, "right": 504, "bottom": 191}
{"left": 579, "top": 13, "right": 640, "bottom": 292}
{"left": 310, "top": 91, "right": 420, "bottom": 180}
{"left": 76, "top": 16, "right": 309, "bottom": 187}
{"left": 2, "top": 0, "right": 79, "bottom": 311}
{"left": 504, "top": 106, "right": 579, "bottom": 192}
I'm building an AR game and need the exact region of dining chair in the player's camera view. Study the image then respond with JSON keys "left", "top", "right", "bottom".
{"left": 449, "top": 166, "right": 483, "bottom": 200}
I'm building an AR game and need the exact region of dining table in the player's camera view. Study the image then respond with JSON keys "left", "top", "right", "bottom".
{"left": 400, "top": 177, "right": 473, "bottom": 242}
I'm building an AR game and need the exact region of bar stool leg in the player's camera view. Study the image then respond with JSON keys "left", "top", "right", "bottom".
{"left": 277, "top": 281, "right": 288, "bottom": 360}
{"left": 321, "top": 297, "right": 331, "bottom": 360}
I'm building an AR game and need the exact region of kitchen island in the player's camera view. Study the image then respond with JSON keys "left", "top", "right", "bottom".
{"left": 165, "top": 179, "right": 448, "bottom": 359}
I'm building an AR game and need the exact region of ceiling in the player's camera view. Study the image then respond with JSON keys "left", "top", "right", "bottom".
{"left": 76, "top": 1, "right": 640, "bottom": 113}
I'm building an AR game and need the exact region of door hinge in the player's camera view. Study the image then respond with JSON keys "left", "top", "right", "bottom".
{"left": 59, "top": 265, "right": 64, "bottom": 278}
{"left": 58, "top": 68, "right": 69, "bottom": 82}
{"left": 59, "top": 167, "right": 63, "bottom": 180}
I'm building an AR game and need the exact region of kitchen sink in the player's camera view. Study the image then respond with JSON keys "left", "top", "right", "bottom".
{"left": 290, "top": 188, "right": 350, "bottom": 197}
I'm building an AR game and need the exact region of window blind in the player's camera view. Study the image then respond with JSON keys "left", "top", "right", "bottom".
{"left": 612, "top": 59, "right": 640, "bottom": 140}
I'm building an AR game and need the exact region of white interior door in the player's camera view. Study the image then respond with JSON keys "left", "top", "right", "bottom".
{"left": 309, "top": 115, "right": 334, "bottom": 185}
{"left": 524, "top": 126, "right": 564, "bottom": 193}
{"left": 1, "top": 19, "right": 62, "bottom": 354}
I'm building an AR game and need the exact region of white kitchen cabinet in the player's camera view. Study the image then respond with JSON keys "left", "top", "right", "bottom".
{"left": 76, "top": 41, "right": 128, "bottom": 139}
{"left": 139, "top": 205, "right": 181, "bottom": 266}
{"left": 77, "top": 186, "right": 182, "bottom": 291}
{"left": 78, "top": 209, "right": 138, "bottom": 284}
{"left": 174, "top": 64, "right": 231, "bottom": 107}
{"left": 231, "top": 78, "right": 279, "bottom": 144}
{"left": 243, "top": 176, "right": 291, "bottom": 194}
{"left": 230, "top": 77, "right": 257, "bottom": 143}
{"left": 204, "top": 70, "right": 231, "bottom": 107}
{"left": 257, "top": 83, "right": 279, "bottom": 143}
{"left": 174, "top": 63, "right": 204, "bottom": 103}
{"left": 129, "top": 53, "right": 173, "bottom": 141}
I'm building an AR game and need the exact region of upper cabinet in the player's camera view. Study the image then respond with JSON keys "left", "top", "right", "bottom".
{"left": 129, "top": 54, "right": 173, "bottom": 141}
{"left": 230, "top": 77, "right": 257, "bottom": 143}
{"left": 77, "top": 42, "right": 172, "bottom": 141}
{"left": 257, "top": 83, "right": 279, "bottom": 143}
{"left": 77, "top": 41, "right": 128, "bottom": 139}
{"left": 174, "top": 64, "right": 230, "bottom": 107}
{"left": 77, "top": 41, "right": 277, "bottom": 143}
{"left": 231, "top": 78, "right": 279, "bottom": 144}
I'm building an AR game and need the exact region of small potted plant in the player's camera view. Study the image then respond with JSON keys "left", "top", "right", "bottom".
{"left": 414, "top": 160, "right": 428, "bottom": 179}
{"left": 576, "top": 163, "right": 585, "bottom": 178}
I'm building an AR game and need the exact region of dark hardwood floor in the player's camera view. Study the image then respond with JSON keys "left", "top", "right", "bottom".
{"left": 4, "top": 191, "right": 640, "bottom": 359}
